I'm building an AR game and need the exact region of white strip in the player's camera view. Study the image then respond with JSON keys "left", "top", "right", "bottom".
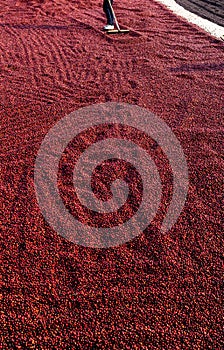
{"left": 155, "top": 0, "right": 224, "bottom": 39}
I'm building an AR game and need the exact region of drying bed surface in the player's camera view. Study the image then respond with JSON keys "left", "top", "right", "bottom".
{"left": 1, "top": 0, "right": 223, "bottom": 349}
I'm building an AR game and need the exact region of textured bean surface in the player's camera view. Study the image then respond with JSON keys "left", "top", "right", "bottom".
{"left": 1, "top": 1, "right": 223, "bottom": 349}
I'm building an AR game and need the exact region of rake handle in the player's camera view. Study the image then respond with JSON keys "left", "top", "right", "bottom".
{"left": 107, "top": 0, "right": 121, "bottom": 31}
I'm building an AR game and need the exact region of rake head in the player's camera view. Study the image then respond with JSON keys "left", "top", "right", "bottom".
{"left": 106, "top": 29, "right": 130, "bottom": 34}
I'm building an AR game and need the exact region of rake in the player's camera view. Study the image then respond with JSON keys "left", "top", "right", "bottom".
{"left": 106, "top": 0, "right": 129, "bottom": 34}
